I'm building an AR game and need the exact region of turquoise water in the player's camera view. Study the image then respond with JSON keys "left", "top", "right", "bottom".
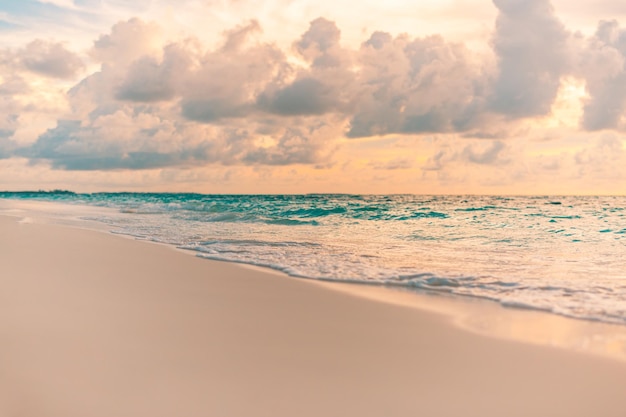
{"left": 2, "top": 191, "right": 626, "bottom": 324}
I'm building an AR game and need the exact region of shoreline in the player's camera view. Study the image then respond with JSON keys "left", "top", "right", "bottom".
{"left": 2, "top": 208, "right": 626, "bottom": 415}
{"left": 2, "top": 198, "right": 626, "bottom": 363}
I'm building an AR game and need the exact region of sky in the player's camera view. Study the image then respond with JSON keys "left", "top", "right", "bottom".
{"left": 1, "top": 0, "right": 626, "bottom": 194}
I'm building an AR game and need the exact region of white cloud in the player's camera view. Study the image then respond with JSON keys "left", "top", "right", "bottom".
{"left": 489, "top": 0, "right": 573, "bottom": 118}
{"left": 579, "top": 20, "right": 626, "bottom": 130}
{"left": 22, "top": 40, "right": 84, "bottom": 78}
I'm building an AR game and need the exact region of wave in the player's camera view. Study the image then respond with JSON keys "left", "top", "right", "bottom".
{"left": 183, "top": 245, "right": 626, "bottom": 325}
{"left": 454, "top": 205, "right": 499, "bottom": 212}
{"left": 280, "top": 207, "right": 347, "bottom": 217}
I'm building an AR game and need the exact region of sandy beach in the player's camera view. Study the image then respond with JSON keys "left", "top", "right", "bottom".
{"left": 2, "top": 212, "right": 626, "bottom": 417}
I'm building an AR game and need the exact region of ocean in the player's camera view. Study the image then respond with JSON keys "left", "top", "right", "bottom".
{"left": 1, "top": 192, "right": 625, "bottom": 325}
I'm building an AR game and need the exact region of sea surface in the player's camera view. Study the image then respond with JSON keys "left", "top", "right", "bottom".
{"left": 2, "top": 192, "right": 626, "bottom": 325}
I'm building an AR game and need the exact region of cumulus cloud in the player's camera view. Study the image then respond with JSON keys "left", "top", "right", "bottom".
{"left": 66, "top": 18, "right": 170, "bottom": 118}
{"left": 0, "top": 39, "right": 80, "bottom": 150}
{"left": 0, "top": 114, "right": 18, "bottom": 158}
{"left": 14, "top": 17, "right": 341, "bottom": 171}
{"left": 422, "top": 139, "right": 510, "bottom": 172}
{"left": 22, "top": 104, "right": 339, "bottom": 170}
{"left": 181, "top": 20, "right": 289, "bottom": 123}
{"left": 257, "top": 77, "right": 338, "bottom": 116}
{"left": 0, "top": 73, "right": 29, "bottom": 96}
{"left": 21, "top": 40, "right": 84, "bottom": 79}
{"left": 258, "top": 18, "right": 354, "bottom": 118}
{"left": 0, "top": 114, "right": 18, "bottom": 139}
{"left": 220, "top": 19, "right": 262, "bottom": 52}
{"left": 91, "top": 18, "right": 162, "bottom": 65}
{"left": 489, "top": 0, "right": 572, "bottom": 118}
{"left": 242, "top": 121, "right": 340, "bottom": 165}
{"left": 116, "top": 42, "right": 193, "bottom": 102}
{"left": 294, "top": 17, "right": 343, "bottom": 67}
{"left": 0, "top": 39, "right": 83, "bottom": 89}
{"left": 579, "top": 20, "right": 626, "bottom": 131}
{"left": 23, "top": 116, "right": 217, "bottom": 170}
{"left": 347, "top": 32, "right": 487, "bottom": 137}
{"left": 462, "top": 140, "right": 508, "bottom": 165}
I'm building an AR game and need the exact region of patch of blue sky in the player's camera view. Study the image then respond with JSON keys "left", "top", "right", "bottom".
{"left": 0, "top": 0, "right": 103, "bottom": 32}
{"left": 0, "top": 19, "right": 21, "bottom": 31}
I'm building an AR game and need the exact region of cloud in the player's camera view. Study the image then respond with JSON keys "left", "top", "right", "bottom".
{"left": 0, "top": 73, "right": 30, "bottom": 95}
{"left": 115, "top": 56, "right": 177, "bottom": 102}
{"left": 257, "top": 77, "right": 338, "bottom": 116}
{"left": 579, "top": 20, "right": 626, "bottom": 130}
{"left": 575, "top": 133, "right": 626, "bottom": 178}
{"left": 295, "top": 17, "right": 343, "bottom": 67}
{"left": 257, "top": 18, "right": 354, "bottom": 118}
{"left": 0, "top": 114, "right": 19, "bottom": 159}
{"left": 22, "top": 117, "right": 216, "bottom": 170}
{"left": 347, "top": 32, "right": 487, "bottom": 137}
{"left": 370, "top": 157, "right": 415, "bottom": 170}
{"left": 0, "top": 39, "right": 83, "bottom": 84}
{"left": 62, "top": 18, "right": 168, "bottom": 119}
{"left": 21, "top": 104, "right": 339, "bottom": 170}
{"left": 220, "top": 19, "right": 262, "bottom": 52}
{"left": 242, "top": 121, "right": 340, "bottom": 165}
{"left": 14, "top": 18, "right": 341, "bottom": 171}
{"left": 21, "top": 39, "right": 84, "bottom": 78}
{"left": 462, "top": 140, "right": 507, "bottom": 164}
{"left": 91, "top": 18, "right": 162, "bottom": 65}
{"left": 181, "top": 99, "right": 253, "bottom": 123}
{"left": 0, "top": 37, "right": 83, "bottom": 151}
{"left": 421, "top": 138, "right": 512, "bottom": 174}
{"left": 489, "top": 0, "right": 573, "bottom": 118}
{"left": 180, "top": 20, "right": 289, "bottom": 123}
{"left": 0, "top": 114, "right": 18, "bottom": 137}
{"left": 116, "top": 42, "right": 193, "bottom": 102}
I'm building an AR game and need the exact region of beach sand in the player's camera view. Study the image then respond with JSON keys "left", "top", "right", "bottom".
{"left": 2, "top": 213, "right": 626, "bottom": 417}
